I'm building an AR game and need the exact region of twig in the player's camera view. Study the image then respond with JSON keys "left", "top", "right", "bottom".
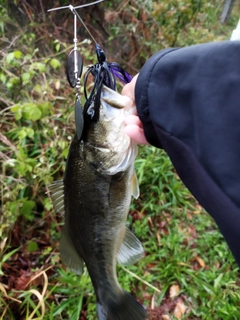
{"left": 39, "top": 0, "right": 45, "bottom": 22}
{"left": 120, "top": 265, "right": 161, "bottom": 293}
{"left": 0, "top": 133, "right": 17, "bottom": 150}
{"left": 0, "top": 152, "right": 10, "bottom": 161}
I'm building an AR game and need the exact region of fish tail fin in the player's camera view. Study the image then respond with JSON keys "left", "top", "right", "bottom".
{"left": 97, "top": 291, "right": 147, "bottom": 320}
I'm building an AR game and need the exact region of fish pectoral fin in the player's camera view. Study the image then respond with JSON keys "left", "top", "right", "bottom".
{"left": 131, "top": 170, "right": 139, "bottom": 199}
{"left": 117, "top": 228, "right": 144, "bottom": 266}
{"left": 48, "top": 180, "right": 65, "bottom": 215}
{"left": 60, "top": 225, "right": 84, "bottom": 275}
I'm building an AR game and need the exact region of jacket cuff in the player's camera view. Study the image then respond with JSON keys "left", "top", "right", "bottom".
{"left": 135, "top": 48, "right": 179, "bottom": 148}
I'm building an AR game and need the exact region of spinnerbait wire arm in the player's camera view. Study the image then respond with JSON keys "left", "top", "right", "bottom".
{"left": 48, "top": 1, "right": 105, "bottom": 88}
{"left": 47, "top": 1, "right": 105, "bottom": 139}
{"left": 48, "top": 0, "right": 132, "bottom": 134}
{"left": 47, "top": 0, "right": 105, "bottom": 12}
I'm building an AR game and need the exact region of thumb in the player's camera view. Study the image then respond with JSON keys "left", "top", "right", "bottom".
{"left": 121, "top": 74, "right": 139, "bottom": 100}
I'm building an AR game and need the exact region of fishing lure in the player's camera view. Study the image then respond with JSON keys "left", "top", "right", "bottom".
{"left": 48, "top": 0, "right": 132, "bottom": 139}
{"left": 83, "top": 43, "right": 133, "bottom": 123}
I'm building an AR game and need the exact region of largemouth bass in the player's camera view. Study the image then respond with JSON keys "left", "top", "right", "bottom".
{"left": 49, "top": 86, "right": 147, "bottom": 320}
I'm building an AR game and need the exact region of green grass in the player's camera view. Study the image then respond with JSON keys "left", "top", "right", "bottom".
{"left": 2, "top": 147, "right": 239, "bottom": 319}
{"left": 1, "top": 0, "right": 240, "bottom": 319}
{"left": 127, "top": 147, "right": 240, "bottom": 319}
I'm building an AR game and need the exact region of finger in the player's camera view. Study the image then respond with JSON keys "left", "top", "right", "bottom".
{"left": 121, "top": 74, "right": 139, "bottom": 100}
{"left": 124, "top": 124, "right": 149, "bottom": 145}
{"left": 124, "top": 115, "right": 143, "bottom": 128}
{"left": 121, "top": 83, "right": 135, "bottom": 101}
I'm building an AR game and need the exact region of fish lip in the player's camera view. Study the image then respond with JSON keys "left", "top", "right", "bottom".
{"left": 85, "top": 142, "right": 111, "bottom": 152}
{"left": 95, "top": 146, "right": 111, "bottom": 153}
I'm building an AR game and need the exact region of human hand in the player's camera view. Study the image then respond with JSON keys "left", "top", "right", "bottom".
{"left": 122, "top": 74, "right": 149, "bottom": 145}
{"left": 124, "top": 115, "right": 149, "bottom": 145}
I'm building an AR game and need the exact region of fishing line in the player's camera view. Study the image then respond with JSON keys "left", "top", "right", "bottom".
{"left": 73, "top": 8, "right": 98, "bottom": 45}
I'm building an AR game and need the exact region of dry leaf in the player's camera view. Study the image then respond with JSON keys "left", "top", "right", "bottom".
{"left": 105, "top": 10, "right": 119, "bottom": 23}
{"left": 193, "top": 204, "right": 202, "bottom": 214}
{"left": 148, "top": 217, "right": 154, "bottom": 229}
{"left": 162, "top": 315, "right": 171, "bottom": 320}
{"left": 195, "top": 256, "right": 206, "bottom": 268}
{"left": 55, "top": 80, "right": 60, "bottom": 90}
{"left": 156, "top": 231, "right": 161, "bottom": 246}
{"left": 169, "top": 284, "right": 180, "bottom": 298}
{"left": 173, "top": 299, "right": 187, "bottom": 319}
{"left": 151, "top": 293, "right": 155, "bottom": 309}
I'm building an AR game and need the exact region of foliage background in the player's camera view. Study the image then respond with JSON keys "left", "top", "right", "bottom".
{"left": 1, "top": 0, "right": 240, "bottom": 319}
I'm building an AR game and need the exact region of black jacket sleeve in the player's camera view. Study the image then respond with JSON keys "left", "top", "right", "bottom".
{"left": 135, "top": 41, "right": 240, "bottom": 266}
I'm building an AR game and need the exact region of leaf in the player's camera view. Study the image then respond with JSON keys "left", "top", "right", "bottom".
{"left": 30, "top": 107, "right": 42, "bottom": 121}
{"left": 169, "top": 284, "right": 180, "bottom": 298}
{"left": 22, "top": 72, "right": 31, "bottom": 83}
{"left": 2, "top": 247, "right": 19, "bottom": 263}
{"left": 8, "top": 200, "right": 19, "bottom": 214}
{"left": 0, "top": 21, "right": 4, "bottom": 34}
{"left": 44, "top": 198, "right": 53, "bottom": 211}
{"left": 55, "top": 43, "right": 60, "bottom": 52}
{"left": 33, "top": 84, "right": 43, "bottom": 94}
{"left": 162, "top": 316, "right": 171, "bottom": 320}
{"left": 14, "top": 50, "right": 22, "bottom": 59}
{"left": 22, "top": 104, "right": 42, "bottom": 121}
{"left": 18, "top": 129, "right": 27, "bottom": 139}
{"left": 15, "top": 161, "right": 27, "bottom": 175}
{"left": 0, "top": 73, "right": 6, "bottom": 84}
{"left": 50, "top": 58, "right": 61, "bottom": 69}
{"left": 55, "top": 80, "right": 60, "bottom": 90}
{"left": 21, "top": 200, "right": 35, "bottom": 220}
{"left": 173, "top": 299, "right": 187, "bottom": 319}
{"left": 35, "top": 62, "right": 46, "bottom": 72}
{"left": 27, "top": 241, "right": 38, "bottom": 252}
{"left": 194, "top": 256, "right": 206, "bottom": 268}
{"left": 26, "top": 127, "right": 34, "bottom": 138}
{"left": 22, "top": 103, "right": 34, "bottom": 119}
{"left": 214, "top": 273, "right": 224, "bottom": 289}
{"left": 11, "top": 104, "right": 22, "bottom": 120}
{"left": 38, "top": 101, "right": 53, "bottom": 117}
{"left": 6, "top": 52, "right": 14, "bottom": 64}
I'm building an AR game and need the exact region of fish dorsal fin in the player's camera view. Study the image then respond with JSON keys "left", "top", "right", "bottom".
{"left": 131, "top": 170, "right": 139, "bottom": 199}
{"left": 60, "top": 225, "right": 84, "bottom": 275}
{"left": 117, "top": 228, "right": 144, "bottom": 266}
{"left": 48, "top": 181, "right": 83, "bottom": 274}
{"left": 48, "top": 180, "right": 65, "bottom": 215}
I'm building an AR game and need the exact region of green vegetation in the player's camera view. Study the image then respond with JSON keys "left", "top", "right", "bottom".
{"left": 1, "top": 0, "right": 240, "bottom": 319}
